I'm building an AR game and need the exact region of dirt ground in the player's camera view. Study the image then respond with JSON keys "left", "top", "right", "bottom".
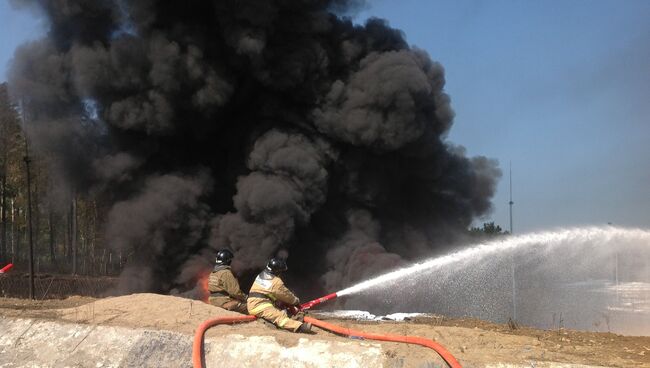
{"left": 1, "top": 294, "right": 649, "bottom": 367}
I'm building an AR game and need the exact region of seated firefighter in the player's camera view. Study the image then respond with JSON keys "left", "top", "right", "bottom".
{"left": 207, "top": 249, "right": 248, "bottom": 314}
{"left": 247, "top": 258, "right": 312, "bottom": 333}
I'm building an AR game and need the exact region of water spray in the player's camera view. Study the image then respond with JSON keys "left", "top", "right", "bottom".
{"left": 332, "top": 226, "right": 650, "bottom": 297}
{"left": 296, "top": 226, "right": 650, "bottom": 336}
{"left": 299, "top": 227, "right": 650, "bottom": 310}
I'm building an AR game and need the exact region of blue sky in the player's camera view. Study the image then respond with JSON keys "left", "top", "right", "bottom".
{"left": 355, "top": 0, "right": 650, "bottom": 233}
{"left": 1, "top": 1, "right": 649, "bottom": 234}
{"left": 0, "top": 1, "right": 44, "bottom": 76}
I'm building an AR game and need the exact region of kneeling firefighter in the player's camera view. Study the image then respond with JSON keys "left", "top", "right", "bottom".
{"left": 247, "top": 258, "right": 312, "bottom": 333}
{"left": 207, "top": 249, "right": 248, "bottom": 314}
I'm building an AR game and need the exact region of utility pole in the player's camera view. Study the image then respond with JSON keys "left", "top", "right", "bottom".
{"left": 25, "top": 154, "right": 35, "bottom": 299}
{"left": 509, "top": 162, "right": 514, "bottom": 234}
{"left": 615, "top": 250, "right": 620, "bottom": 305}
{"left": 21, "top": 99, "right": 35, "bottom": 300}
{"left": 509, "top": 162, "right": 516, "bottom": 321}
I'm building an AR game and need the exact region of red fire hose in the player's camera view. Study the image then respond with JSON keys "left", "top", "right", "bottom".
{"left": 192, "top": 304, "right": 462, "bottom": 368}
{"left": 0, "top": 263, "right": 13, "bottom": 273}
{"left": 303, "top": 316, "right": 462, "bottom": 368}
{"left": 192, "top": 315, "right": 256, "bottom": 368}
{"left": 299, "top": 292, "right": 338, "bottom": 310}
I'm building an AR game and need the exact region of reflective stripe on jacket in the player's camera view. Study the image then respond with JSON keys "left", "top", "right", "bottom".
{"left": 247, "top": 270, "right": 299, "bottom": 315}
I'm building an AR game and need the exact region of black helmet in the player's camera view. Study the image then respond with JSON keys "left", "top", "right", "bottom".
{"left": 266, "top": 258, "right": 288, "bottom": 274}
{"left": 216, "top": 249, "right": 234, "bottom": 265}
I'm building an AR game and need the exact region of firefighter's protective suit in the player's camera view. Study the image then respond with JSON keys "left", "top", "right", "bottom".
{"left": 247, "top": 270, "right": 304, "bottom": 332}
{"left": 208, "top": 265, "right": 248, "bottom": 314}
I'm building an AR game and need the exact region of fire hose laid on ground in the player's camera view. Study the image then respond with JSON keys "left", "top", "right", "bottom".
{"left": 192, "top": 292, "right": 462, "bottom": 368}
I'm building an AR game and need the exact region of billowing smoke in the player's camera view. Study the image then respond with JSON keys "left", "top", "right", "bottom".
{"left": 211, "top": 129, "right": 337, "bottom": 270}
{"left": 8, "top": 0, "right": 501, "bottom": 296}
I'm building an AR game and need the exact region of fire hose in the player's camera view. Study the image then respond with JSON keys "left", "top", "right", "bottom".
{"left": 192, "top": 292, "right": 462, "bottom": 368}
{"left": 0, "top": 263, "right": 13, "bottom": 274}
{"left": 302, "top": 316, "right": 462, "bottom": 368}
{"left": 192, "top": 315, "right": 257, "bottom": 368}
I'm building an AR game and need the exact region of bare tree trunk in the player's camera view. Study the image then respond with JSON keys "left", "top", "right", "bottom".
{"left": 23, "top": 205, "right": 27, "bottom": 261}
{"left": 72, "top": 196, "right": 77, "bottom": 275}
{"left": 65, "top": 202, "right": 71, "bottom": 261}
{"left": 108, "top": 250, "right": 113, "bottom": 275}
{"left": 1, "top": 174, "right": 6, "bottom": 261}
{"left": 82, "top": 235, "right": 86, "bottom": 275}
{"left": 90, "top": 200, "right": 97, "bottom": 276}
{"left": 0, "top": 109, "right": 7, "bottom": 262}
{"left": 48, "top": 207, "right": 55, "bottom": 263}
{"left": 33, "top": 166, "right": 40, "bottom": 264}
{"left": 10, "top": 198, "right": 15, "bottom": 262}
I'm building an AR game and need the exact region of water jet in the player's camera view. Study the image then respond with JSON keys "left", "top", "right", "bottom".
{"left": 323, "top": 226, "right": 650, "bottom": 335}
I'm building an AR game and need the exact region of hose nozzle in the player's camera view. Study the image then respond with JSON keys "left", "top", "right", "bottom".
{"left": 300, "top": 292, "right": 338, "bottom": 311}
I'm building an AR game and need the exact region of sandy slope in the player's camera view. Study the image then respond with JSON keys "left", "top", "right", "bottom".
{"left": 1, "top": 294, "right": 649, "bottom": 367}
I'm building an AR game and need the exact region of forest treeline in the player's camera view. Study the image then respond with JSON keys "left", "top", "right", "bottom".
{"left": 0, "top": 82, "right": 123, "bottom": 276}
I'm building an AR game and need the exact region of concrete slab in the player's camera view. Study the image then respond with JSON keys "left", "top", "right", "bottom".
{"left": 0, "top": 317, "right": 384, "bottom": 368}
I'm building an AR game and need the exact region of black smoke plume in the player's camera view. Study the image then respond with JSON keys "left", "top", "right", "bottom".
{"left": 8, "top": 0, "right": 501, "bottom": 296}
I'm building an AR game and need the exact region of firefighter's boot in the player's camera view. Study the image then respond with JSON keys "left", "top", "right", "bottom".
{"left": 297, "top": 322, "right": 313, "bottom": 334}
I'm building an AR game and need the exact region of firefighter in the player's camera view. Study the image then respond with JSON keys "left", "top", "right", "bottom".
{"left": 207, "top": 249, "right": 248, "bottom": 314}
{"left": 247, "top": 258, "right": 312, "bottom": 333}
